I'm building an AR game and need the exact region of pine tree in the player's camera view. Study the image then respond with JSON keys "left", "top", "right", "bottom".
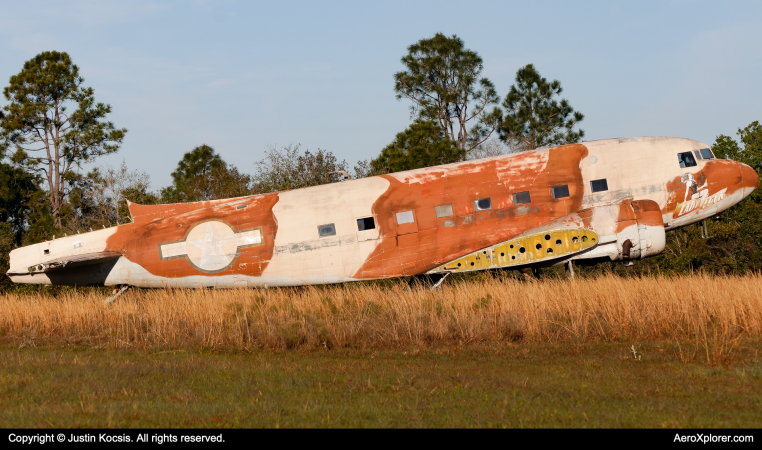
{"left": 498, "top": 64, "right": 584, "bottom": 150}
{"left": 162, "top": 145, "right": 252, "bottom": 202}
{"left": 394, "top": 33, "right": 502, "bottom": 157}
{"left": 1, "top": 51, "right": 126, "bottom": 229}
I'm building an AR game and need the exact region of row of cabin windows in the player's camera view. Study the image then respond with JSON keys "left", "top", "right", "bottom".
{"left": 319, "top": 217, "right": 377, "bottom": 237}
{"left": 678, "top": 148, "right": 715, "bottom": 168}
{"left": 317, "top": 179, "right": 612, "bottom": 237}
{"left": 318, "top": 149, "right": 715, "bottom": 237}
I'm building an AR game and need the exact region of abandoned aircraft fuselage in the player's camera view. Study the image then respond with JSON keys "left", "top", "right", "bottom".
{"left": 7, "top": 137, "right": 759, "bottom": 287}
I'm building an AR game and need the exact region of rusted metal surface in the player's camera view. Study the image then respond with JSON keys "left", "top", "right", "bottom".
{"left": 6, "top": 137, "right": 758, "bottom": 287}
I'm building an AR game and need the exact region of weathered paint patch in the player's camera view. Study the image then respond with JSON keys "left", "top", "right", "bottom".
{"left": 105, "top": 192, "right": 280, "bottom": 278}
{"left": 353, "top": 144, "right": 588, "bottom": 279}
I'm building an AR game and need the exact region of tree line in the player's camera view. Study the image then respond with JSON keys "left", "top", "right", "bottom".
{"left": 0, "top": 35, "right": 760, "bottom": 289}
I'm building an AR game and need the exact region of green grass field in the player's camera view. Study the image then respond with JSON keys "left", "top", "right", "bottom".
{"left": 3, "top": 342, "right": 760, "bottom": 428}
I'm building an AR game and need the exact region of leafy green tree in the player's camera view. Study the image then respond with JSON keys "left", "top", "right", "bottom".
{"left": 498, "top": 64, "right": 584, "bottom": 150}
{"left": 0, "top": 51, "right": 127, "bottom": 229}
{"left": 162, "top": 144, "right": 252, "bottom": 202}
{"left": 713, "top": 121, "right": 762, "bottom": 171}
{"left": 394, "top": 33, "right": 502, "bottom": 156}
{"left": 371, "top": 119, "right": 463, "bottom": 174}
{"left": 97, "top": 161, "right": 156, "bottom": 224}
{"left": 21, "top": 190, "right": 57, "bottom": 245}
{"left": 51, "top": 161, "right": 159, "bottom": 234}
{"left": 0, "top": 163, "right": 38, "bottom": 240}
{"left": 252, "top": 144, "right": 350, "bottom": 193}
{"left": 0, "top": 222, "right": 17, "bottom": 290}
{"left": 63, "top": 170, "right": 104, "bottom": 233}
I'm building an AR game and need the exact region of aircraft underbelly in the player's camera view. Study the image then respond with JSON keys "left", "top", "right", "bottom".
{"left": 104, "top": 256, "right": 362, "bottom": 288}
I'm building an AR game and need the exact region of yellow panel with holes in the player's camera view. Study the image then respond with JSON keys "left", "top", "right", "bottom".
{"left": 430, "top": 228, "right": 599, "bottom": 274}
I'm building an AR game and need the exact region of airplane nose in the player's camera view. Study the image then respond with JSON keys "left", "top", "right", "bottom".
{"left": 739, "top": 162, "right": 758, "bottom": 197}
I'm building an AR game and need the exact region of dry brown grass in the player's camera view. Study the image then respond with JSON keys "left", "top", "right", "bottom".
{"left": 1, "top": 273, "right": 760, "bottom": 362}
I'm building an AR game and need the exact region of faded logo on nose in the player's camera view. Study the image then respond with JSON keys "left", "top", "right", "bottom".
{"left": 673, "top": 172, "right": 726, "bottom": 218}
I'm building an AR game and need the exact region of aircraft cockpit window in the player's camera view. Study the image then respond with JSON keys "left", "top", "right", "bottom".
{"left": 678, "top": 152, "right": 697, "bottom": 168}
{"left": 318, "top": 223, "right": 336, "bottom": 237}
{"left": 435, "top": 204, "right": 453, "bottom": 218}
{"left": 396, "top": 210, "right": 414, "bottom": 225}
{"left": 700, "top": 148, "right": 715, "bottom": 159}
{"left": 590, "top": 179, "right": 608, "bottom": 193}
{"left": 552, "top": 185, "right": 570, "bottom": 199}
{"left": 357, "top": 217, "right": 375, "bottom": 231}
{"left": 474, "top": 197, "right": 492, "bottom": 211}
{"left": 694, "top": 150, "right": 702, "bottom": 161}
{"left": 513, "top": 191, "right": 531, "bottom": 205}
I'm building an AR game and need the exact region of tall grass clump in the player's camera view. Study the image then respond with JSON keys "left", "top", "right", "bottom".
{"left": 0, "top": 273, "right": 760, "bottom": 360}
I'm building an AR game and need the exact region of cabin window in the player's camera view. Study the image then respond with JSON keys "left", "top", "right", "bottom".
{"left": 474, "top": 197, "right": 491, "bottom": 211}
{"left": 513, "top": 191, "right": 531, "bottom": 205}
{"left": 552, "top": 185, "right": 570, "bottom": 199}
{"left": 590, "top": 179, "right": 608, "bottom": 193}
{"left": 43, "top": 249, "right": 50, "bottom": 255}
{"left": 237, "top": 205, "right": 248, "bottom": 210}
{"left": 357, "top": 217, "right": 375, "bottom": 231}
{"left": 693, "top": 150, "right": 702, "bottom": 160}
{"left": 700, "top": 148, "right": 715, "bottom": 159}
{"left": 396, "top": 210, "right": 414, "bottom": 225}
{"left": 318, "top": 223, "right": 336, "bottom": 237}
{"left": 678, "top": 152, "right": 697, "bottom": 168}
{"left": 435, "top": 204, "right": 453, "bottom": 218}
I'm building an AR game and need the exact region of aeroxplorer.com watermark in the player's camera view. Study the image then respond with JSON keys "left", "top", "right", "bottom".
{"left": 674, "top": 433, "right": 753, "bottom": 444}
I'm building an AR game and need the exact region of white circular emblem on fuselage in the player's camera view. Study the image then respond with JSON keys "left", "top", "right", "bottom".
{"left": 158, "top": 220, "right": 264, "bottom": 273}
{"left": 185, "top": 221, "right": 238, "bottom": 271}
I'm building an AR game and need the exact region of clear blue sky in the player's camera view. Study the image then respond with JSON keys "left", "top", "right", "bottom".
{"left": 1, "top": 1, "right": 760, "bottom": 189}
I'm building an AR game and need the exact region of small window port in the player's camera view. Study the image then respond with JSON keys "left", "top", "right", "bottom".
{"left": 435, "top": 204, "right": 453, "bottom": 218}
{"left": 678, "top": 152, "right": 697, "bottom": 168}
{"left": 396, "top": 210, "right": 414, "bottom": 225}
{"left": 474, "top": 197, "right": 491, "bottom": 211}
{"left": 357, "top": 217, "right": 375, "bottom": 231}
{"left": 551, "top": 185, "right": 570, "bottom": 199}
{"left": 590, "top": 179, "right": 608, "bottom": 193}
{"left": 513, "top": 191, "right": 531, "bottom": 205}
{"left": 318, "top": 224, "right": 336, "bottom": 237}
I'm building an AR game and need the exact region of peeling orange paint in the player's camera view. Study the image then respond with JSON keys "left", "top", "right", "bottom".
{"left": 106, "top": 193, "right": 280, "bottom": 277}
{"left": 354, "top": 144, "right": 588, "bottom": 279}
